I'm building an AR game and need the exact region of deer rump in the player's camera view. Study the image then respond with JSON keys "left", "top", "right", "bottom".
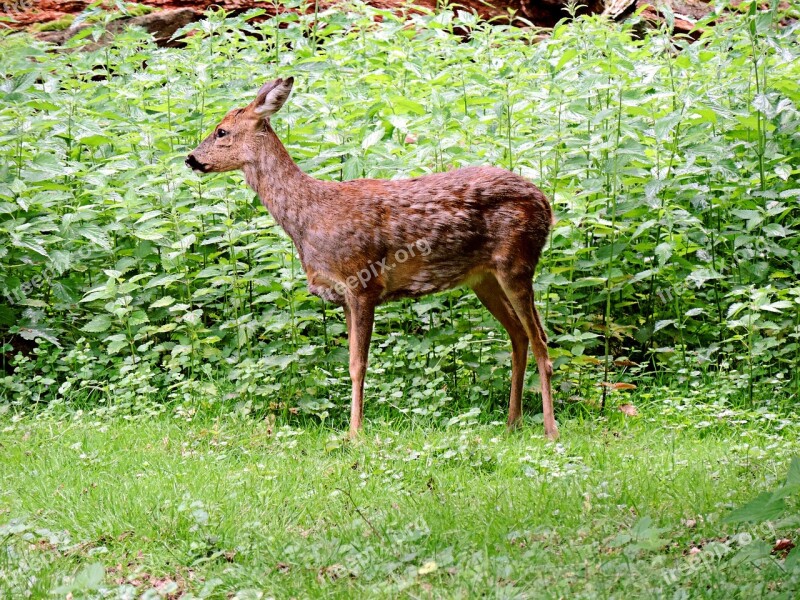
{"left": 299, "top": 165, "right": 553, "bottom": 306}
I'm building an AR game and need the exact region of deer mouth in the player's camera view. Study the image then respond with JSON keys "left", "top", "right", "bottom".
{"left": 185, "top": 154, "right": 209, "bottom": 172}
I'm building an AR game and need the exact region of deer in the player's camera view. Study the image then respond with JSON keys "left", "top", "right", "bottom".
{"left": 186, "top": 77, "right": 558, "bottom": 440}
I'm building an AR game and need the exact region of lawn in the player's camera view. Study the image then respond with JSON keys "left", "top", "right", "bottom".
{"left": 1, "top": 401, "right": 799, "bottom": 598}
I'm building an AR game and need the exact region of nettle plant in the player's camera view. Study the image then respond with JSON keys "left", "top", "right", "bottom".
{"left": 0, "top": 2, "right": 798, "bottom": 420}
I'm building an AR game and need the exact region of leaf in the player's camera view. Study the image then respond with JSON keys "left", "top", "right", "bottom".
{"left": 342, "top": 156, "right": 363, "bottom": 180}
{"left": 596, "top": 241, "right": 627, "bottom": 260}
{"left": 82, "top": 315, "right": 112, "bottom": 333}
{"left": 81, "top": 287, "right": 115, "bottom": 303}
{"left": 654, "top": 112, "right": 681, "bottom": 140}
{"left": 106, "top": 334, "right": 128, "bottom": 355}
{"left": 77, "top": 225, "right": 112, "bottom": 251}
{"left": 135, "top": 210, "right": 163, "bottom": 224}
{"left": 18, "top": 327, "right": 61, "bottom": 347}
{"left": 390, "top": 96, "right": 425, "bottom": 115}
{"left": 173, "top": 234, "right": 197, "bottom": 251}
{"left": 145, "top": 273, "right": 185, "bottom": 289}
{"left": 724, "top": 491, "right": 786, "bottom": 524}
{"left": 732, "top": 540, "right": 772, "bottom": 565}
{"left": 79, "top": 134, "right": 112, "bottom": 147}
{"left": 759, "top": 301, "right": 793, "bottom": 314}
{"left": 8, "top": 71, "right": 39, "bottom": 95}
{"left": 127, "top": 310, "right": 149, "bottom": 327}
{"left": 150, "top": 296, "right": 176, "bottom": 309}
{"left": 686, "top": 268, "right": 722, "bottom": 287}
{"left": 614, "top": 359, "right": 639, "bottom": 367}
{"left": 731, "top": 209, "right": 761, "bottom": 221}
{"left": 554, "top": 47, "right": 577, "bottom": 71}
{"left": 49, "top": 250, "right": 72, "bottom": 275}
{"left": 752, "top": 94, "right": 770, "bottom": 114}
{"left": 727, "top": 302, "right": 746, "bottom": 319}
{"left": 0, "top": 304, "right": 16, "bottom": 326}
{"left": 654, "top": 242, "right": 672, "bottom": 265}
{"left": 654, "top": 319, "right": 674, "bottom": 332}
{"left": 361, "top": 127, "right": 386, "bottom": 150}
{"left": 775, "top": 165, "right": 791, "bottom": 181}
{"left": 53, "top": 562, "right": 105, "bottom": 594}
{"left": 661, "top": 1, "right": 675, "bottom": 30}
{"left": 618, "top": 403, "right": 638, "bottom": 416}
{"left": 12, "top": 238, "right": 48, "bottom": 258}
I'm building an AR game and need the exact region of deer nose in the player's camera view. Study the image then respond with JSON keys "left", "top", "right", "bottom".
{"left": 185, "top": 154, "right": 203, "bottom": 171}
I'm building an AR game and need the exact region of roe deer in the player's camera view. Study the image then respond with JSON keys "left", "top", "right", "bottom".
{"left": 186, "top": 77, "right": 558, "bottom": 439}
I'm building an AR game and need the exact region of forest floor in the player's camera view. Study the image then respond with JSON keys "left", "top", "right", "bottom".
{"left": 1, "top": 402, "right": 799, "bottom": 598}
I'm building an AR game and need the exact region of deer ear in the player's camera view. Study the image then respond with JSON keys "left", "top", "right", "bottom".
{"left": 253, "top": 77, "right": 294, "bottom": 118}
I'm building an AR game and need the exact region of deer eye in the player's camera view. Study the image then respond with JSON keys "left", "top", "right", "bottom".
{"left": 216, "top": 129, "right": 228, "bottom": 139}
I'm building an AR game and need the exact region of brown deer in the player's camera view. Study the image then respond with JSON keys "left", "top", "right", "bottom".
{"left": 186, "top": 77, "right": 558, "bottom": 439}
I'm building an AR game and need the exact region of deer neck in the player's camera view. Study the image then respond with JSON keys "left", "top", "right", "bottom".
{"left": 243, "top": 124, "right": 320, "bottom": 243}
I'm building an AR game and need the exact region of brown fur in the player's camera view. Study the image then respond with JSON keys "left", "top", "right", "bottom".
{"left": 187, "top": 77, "right": 558, "bottom": 439}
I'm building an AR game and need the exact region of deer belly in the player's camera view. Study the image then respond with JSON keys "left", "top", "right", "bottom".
{"left": 306, "top": 273, "right": 346, "bottom": 305}
{"left": 381, "top": 257, "right": 485, "bottom": 300}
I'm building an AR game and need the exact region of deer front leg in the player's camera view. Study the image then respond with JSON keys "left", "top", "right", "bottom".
{"left": 346, "top": 297, "right": 375, "bottom": 438}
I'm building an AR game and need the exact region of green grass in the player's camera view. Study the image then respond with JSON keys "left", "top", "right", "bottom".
{"left": 1, "top": 403, "right": 799, "bottom": 598}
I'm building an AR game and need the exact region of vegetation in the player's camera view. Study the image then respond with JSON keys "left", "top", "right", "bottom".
{"left": 0, "top": 1, "right": 798, "bottom": 596}
{"left": 28, "top": 3, "right": 157, "bottom": 33}
{"left": 1, "top": 3, "right": 799, "bottom": 416}
{"left": 29, "top": 16, "right": 76, "bottom": 33}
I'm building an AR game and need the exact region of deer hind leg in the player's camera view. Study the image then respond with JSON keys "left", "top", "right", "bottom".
{"left": 495, "top": 272, "right": 558, "bottom": 440}
{"left": 472, "top": 274, "right": 529, "bottom": 429}
{"left": 346, "top": 297, "right": 375, "bottom": 438}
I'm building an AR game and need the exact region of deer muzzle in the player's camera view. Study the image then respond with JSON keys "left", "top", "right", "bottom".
{"left": 185, "top": 154, "right": 208, "bottom": 172}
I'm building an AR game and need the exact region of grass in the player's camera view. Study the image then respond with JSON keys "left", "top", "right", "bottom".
{"left": 1, "top": 401, "right": 799, "bottom": 598}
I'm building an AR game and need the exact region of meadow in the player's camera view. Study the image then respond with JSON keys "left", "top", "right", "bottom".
{"left": 0, "top": 1, "right": 799, "bottom": 596}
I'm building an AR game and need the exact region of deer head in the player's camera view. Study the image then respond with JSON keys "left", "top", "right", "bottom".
{"left": 185, "top": 77, "right": 294, "bottom": 173}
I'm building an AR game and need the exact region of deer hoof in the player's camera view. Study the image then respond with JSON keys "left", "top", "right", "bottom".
{"left": 545, "top": 427, "right": 560, "bottom": 441}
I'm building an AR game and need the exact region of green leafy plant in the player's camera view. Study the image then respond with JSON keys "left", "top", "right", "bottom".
{"left": 0, "top": 1, "right": 797, "bottom": 425}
